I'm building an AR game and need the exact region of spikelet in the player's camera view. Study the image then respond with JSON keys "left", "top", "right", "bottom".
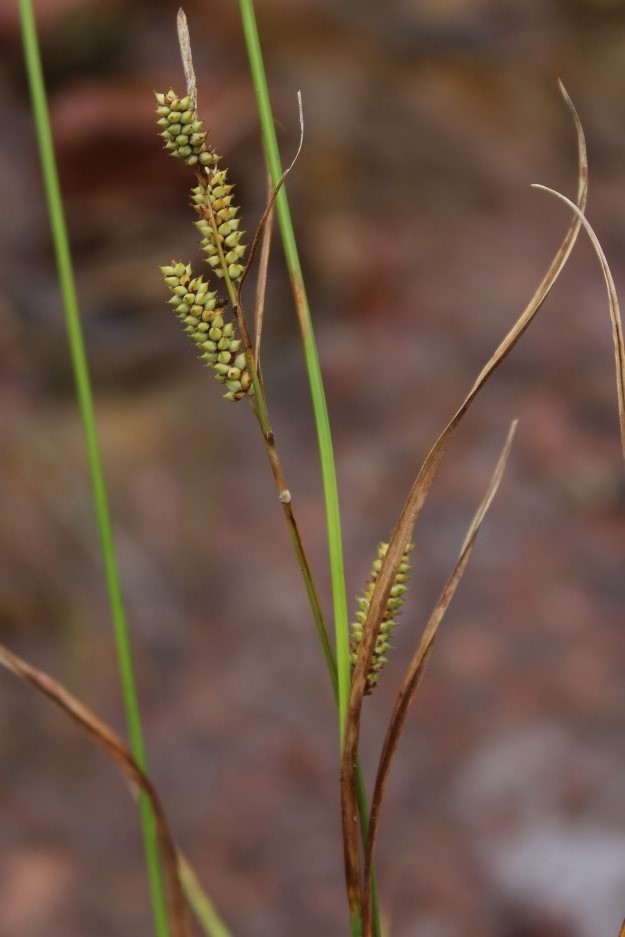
{"left": 191, "top": 167, "right": 246, "bottom": 283}
{"left": 160, "top": 261, "right": 253, "bottom": 401}
{"left": 155, "top": 89, "right": 217, "bottom": 168}
{"left": 350, "top": 541, "right": 414, "bottom": 694}
{"left": 156, "top": 89, "right": 249, "bottom": 394}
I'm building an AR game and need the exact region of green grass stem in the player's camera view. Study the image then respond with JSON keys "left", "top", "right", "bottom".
{"left": 236, "top": 4, "right": 381, "bottom": 934}
{"left": 236, "top": 0, "right": 351, "bottom": 742}
{"left": 179, "top": 853, "right": 233, "bottom": 937}
{"left": 17, "top": 3, "right": 169, "bottom": 935}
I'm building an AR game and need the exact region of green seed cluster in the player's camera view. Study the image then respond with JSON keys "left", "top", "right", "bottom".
{"left": 350, "top": 541, "right": 414, "bottom": 694}
{"left": 155, "top": 90, "right": 216, "bottom": 168}
{"left": 161, "top": 262, "right": 253, "bottom": 401}
{"left": 192, "top": 170, "right": 246, "bottom": 283}
{"left": 156, "top": 90, "right": 250, "bottom": 397}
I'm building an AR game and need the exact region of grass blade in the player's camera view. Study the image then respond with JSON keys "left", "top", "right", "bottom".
{"left": 237, "top": 0, "right": 351, "bottom": 739}
{"left": 178, "top": 854, "right": 234, "bottom": 937}
{"left": 17, "top": 2, "right": 169, "bottom": 933}
{"left": 236, "top": 6, "right": 382, "bottom": 933}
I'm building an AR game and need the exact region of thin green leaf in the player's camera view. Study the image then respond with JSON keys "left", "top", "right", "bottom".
{"left": 237, "top": 0, "right": 351, "bottom": 742}
{"left": 178, "top": 853, "right": 234, "bottom": 937}
{"left": 17, "top": 1, "right": 169, "bottom": 931}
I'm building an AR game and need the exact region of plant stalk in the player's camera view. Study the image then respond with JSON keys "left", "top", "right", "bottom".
{"left": 237, "top": 0, "right": 351, "bottom": 739}
{"left": 17, "top": 3, "right": 169, "bottom": 935}
{"left": 235, "top": 4, "right": 385, "bottom": 934}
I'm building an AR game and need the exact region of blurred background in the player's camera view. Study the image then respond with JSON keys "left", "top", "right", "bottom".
{"left": 1, "top": 0, "right": 625, "bottom": 935}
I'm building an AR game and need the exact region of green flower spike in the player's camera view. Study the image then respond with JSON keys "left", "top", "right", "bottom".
{"left": 155, "top": 90, "right": 217, "bottom": 168}
{"left": 350, "top": 541, "right": 414, "bottom": 694}
{"left": 191, "top": 166, "right": 247, "bottom": 283}
{"left": 160, "top": 261, "right": 253, "bottom": 401}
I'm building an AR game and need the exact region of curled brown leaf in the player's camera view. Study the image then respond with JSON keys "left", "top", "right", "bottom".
{"left": 361, "top": 421, "right": 517, "bottom": 936}
{"left": 531, "top": 184, "right": 625, "bottom": 464}
{"left": 341, "top": 83, "right": 588, "bottom": 934}
{"left": 0, "top": 642, "right": 191, "bottom": 937}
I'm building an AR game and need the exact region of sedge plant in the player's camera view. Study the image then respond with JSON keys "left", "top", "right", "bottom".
{"left": 6, "top": 3, "right": 625, "bottom": 937}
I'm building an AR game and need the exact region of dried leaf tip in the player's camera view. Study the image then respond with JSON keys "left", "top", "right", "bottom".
{"left": 155, "top": 89, "right": 216, "bottom": 168}
{"left": 350, "top": 541, "right": 414, "bottom": 694}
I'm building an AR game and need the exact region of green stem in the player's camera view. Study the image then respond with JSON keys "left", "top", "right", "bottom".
{"left": 247, "top": 339, "right": 379, "bottom": 934}
{"left": 179, "top": 853, "right": 233, "bottom": 937}
{"left": 350, "top": 911, "right": 364, "bottom": 937}
{"left": 243, "top": 313, "right": 381, "bottom": 934}
{"left": 249, "top": 368, "right": 338, "bottom": 689}
{"left": 250, "top": 364, "right": 380, "bottom": 934}
{"left": 355, "top": 770, "right": 381, "bottom": 937}
{"left": 236, "top": 5, "right": 383, "bottom": 936}
{"left": 17, "top": 4, "right": 169, "bottom": 936}
{"left": 237, "top": 0, "right": 350, "bottom": 743}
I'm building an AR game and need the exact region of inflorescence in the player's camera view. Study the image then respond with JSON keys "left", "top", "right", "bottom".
{"left": 156, "top": 89, "right": 251, "bottom": 400}
{"left": 350, "top": 542, "right": 414, "bottom": 694}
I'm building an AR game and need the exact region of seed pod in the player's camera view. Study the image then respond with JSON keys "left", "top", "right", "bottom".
{"left": 160, "top": 261, "right": 253, "bottom": 401}
{"left": 350, "top": 541, "right": 414, "bottom": 694}
{"left": 191, "top": 166, "right": 247, "bottom": 283}
{"left": 155, "top": 90, "right": 216, "bottom": 168}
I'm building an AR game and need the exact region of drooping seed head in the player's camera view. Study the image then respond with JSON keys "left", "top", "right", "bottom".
{"left": 160, "top": 261, "right": 253, "bottom": 401}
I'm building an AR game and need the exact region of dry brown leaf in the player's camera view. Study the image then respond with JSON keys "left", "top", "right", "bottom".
{"left": 340, "top": 82, "right": 588, "bottom": 929}
{"left": 177, "top": 8, "right": 197, "bottom": 115}
{"left": 0, "top": 642, "right": 191, "bottom": 937}
{"left": 361, "top": 422, "right": 517, "bottom": 935}
{"left": 237, "top": 92, "right": 304, "bottom": 299}
{"left": 254, "top": 169, "right": 274, "bottom": 368}
{"left": 532, "top": 184, "right": 625, "bottom": 464}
